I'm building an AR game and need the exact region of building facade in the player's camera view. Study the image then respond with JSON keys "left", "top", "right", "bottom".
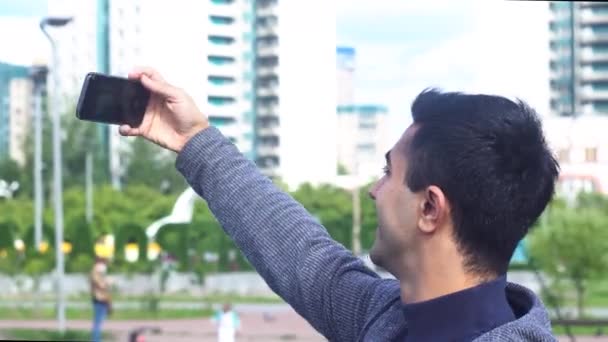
{"left": 337, "top": 105, "right": 389, "bottom": 182}
{"left": 550, "top": 1, "right": 608, "bottom": 116}
{"left": 336, "top": 46, "right": 355, "bottom": 107}
{"left": 0, "top": 61, "right": 29, "bottom": 164}
{"left": 253, "top": 0, "right": 338, "bottom": 188}
{"left": 47, "top": 0, "right": 338, "bottom": 189}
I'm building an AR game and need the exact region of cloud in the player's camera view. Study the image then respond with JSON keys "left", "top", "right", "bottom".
{"left": 0, "top": 17, "right": 49, "bottom": 65}
{"left": 337, "top": 0, "right": 552, "bottom": 144}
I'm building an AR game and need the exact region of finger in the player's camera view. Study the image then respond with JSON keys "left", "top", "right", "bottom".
{"left": 118, "top": 125, "right": 141, "bottom": 136}
{"left": 141, "top": 74, "right": 180, "bottom": 99}
{"left": 128, "top": 66, "right": 165, "bottom": 82}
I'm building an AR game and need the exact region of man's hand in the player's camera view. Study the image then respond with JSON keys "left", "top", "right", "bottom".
{"left": 119, "top": 67, "right": 209, "bottom": 153}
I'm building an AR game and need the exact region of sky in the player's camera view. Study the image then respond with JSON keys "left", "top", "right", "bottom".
{"left": 0, "top": 0, "right": 551, "bottom": 146}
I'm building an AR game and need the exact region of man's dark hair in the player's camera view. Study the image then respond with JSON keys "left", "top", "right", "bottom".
{"left": 406, "top": 88, "right": 559, "bottom": 276}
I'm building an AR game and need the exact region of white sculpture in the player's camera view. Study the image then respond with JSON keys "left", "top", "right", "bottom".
{"left": 145, "top": 187, "right": 198, "bottom": 239}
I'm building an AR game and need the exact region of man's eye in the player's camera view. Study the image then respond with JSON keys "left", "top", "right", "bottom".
{"left": 382, "top": 165, "right": 390, "bottom": 175}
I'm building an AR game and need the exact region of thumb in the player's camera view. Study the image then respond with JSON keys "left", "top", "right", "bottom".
{"left": 141, "top": 74, "right": 179, "bottom": 99}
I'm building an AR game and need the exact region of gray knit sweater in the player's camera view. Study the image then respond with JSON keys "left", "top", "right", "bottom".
{"left": 176, "top": 127, "right": 557, "bottom": 341}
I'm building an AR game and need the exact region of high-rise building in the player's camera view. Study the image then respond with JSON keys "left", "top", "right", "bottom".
{"left": 48, "top": 0, "right": 337, "bottom": 189}
{"left": 253, "top": 0, "right": 337, "bottom": 188}
{"left": 336, "top": 46, "right": 355, "bottom": 106}
{"left": 549, "top": 2, "right": 608, "bottom": 116}
{"left": 48, "top": 0, "right": 256, "bottom": 187}
{"left": 8, "top": 78, "right": 34, "bottom": 167}
{"left": 0, "top": 61, "right": 29, "bottom": 163}
{"left": 336, "top": 105, "right": 389, "bottom": 182}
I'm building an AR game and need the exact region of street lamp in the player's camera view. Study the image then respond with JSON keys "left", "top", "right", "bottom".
{"left": 147, "top": 241, "right": 161, "bottom": 261}
{"left": 125, "top": 238, "right": 139, "bottom": 263}
{"left": 40, "top": 15, "right": 73, "bottom": 334}
{"left": 62, "top": 240, "right": 72, "bottom": 255}
{"left": 30, "top": 64, "right": 48, "bottom": 253}
{"left": 38, "top": 241, "right": 50, "bottom": 254}
{"left": 331, "top": 174, "right": 369, "bottom": 256}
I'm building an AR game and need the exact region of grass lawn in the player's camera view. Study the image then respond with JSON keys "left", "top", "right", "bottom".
{"left": 553, "top": 324, "right": 608, "bottom": 336}
{"left": 1, "top": 328, "right": 115, "bottom": 341}
{"left": 0, "top": 307, "right": 214, "bottom": 320}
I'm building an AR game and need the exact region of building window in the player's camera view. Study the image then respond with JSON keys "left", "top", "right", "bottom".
{"left": 557, "top": 148, "right": 570, "bottom": 163}
{"left": 208, "top": 76, "right": 235, "bottom": 85}
{"left": 358, "top": 122, "right": 376, "bottom": 130}
{"left": 210, "top": 117, "right": 235, "bottom": 127}
{"left": 208, "top": 96, "right": 236, "bottom": 105}
{"left": 208, "top": 56, "right": 235, "bottom": 65}
{"left": 208, "top": 35, "right": 235, "bottom": 45}
{"left": 591, "top": 82, "right": 608, "bottom": 90}
{"left": 593, "top": 102, "right": 608, "bottom": 112}
{"left": 357, "top": 143, "right": 376, "bottom": 152}
{"left": 592, "top": 63, "right": 608, "bottom": 71}
{"left": 210, "top": 15, "right": 234, "bottom": 25}
{"left": 591, "top": 24, "right": 608, "bottom": 34}
{"left": 585, "top": 147, "right": 598, "bottom": 162}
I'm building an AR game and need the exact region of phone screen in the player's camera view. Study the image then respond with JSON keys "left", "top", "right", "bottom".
{"left": 76, "top": 73, "right": 150, "bottom": 127}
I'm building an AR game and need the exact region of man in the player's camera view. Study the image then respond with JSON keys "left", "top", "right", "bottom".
{"left": 119, "top": 67, "right": 559, "bottom": 341}
{"left": 90, "top": 256, "right": 112, "bottom": 342}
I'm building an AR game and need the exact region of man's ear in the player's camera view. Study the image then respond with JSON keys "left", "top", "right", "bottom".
{"left": 417, "top": 185, "right": 449, "bottom": 234}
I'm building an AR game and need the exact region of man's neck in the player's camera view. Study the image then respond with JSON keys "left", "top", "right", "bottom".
{"left": 399, "top": 269, "right": 483, "bottom": 304}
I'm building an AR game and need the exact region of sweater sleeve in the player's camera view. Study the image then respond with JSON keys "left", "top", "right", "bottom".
{"left": 175, "top": 127, "right": 385, "bottom": 340}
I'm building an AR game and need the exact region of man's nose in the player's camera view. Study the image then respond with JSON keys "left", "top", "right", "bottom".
{"left": 368, "top": 183, "right": 378, "bottom": 200}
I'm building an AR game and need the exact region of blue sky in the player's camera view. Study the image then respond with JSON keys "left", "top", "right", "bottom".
{"left": 0, "top": 0, "right": 551, "bottom": 144}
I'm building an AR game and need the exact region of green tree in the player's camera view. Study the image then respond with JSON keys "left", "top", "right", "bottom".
{"left": 123, "top": 138, "right": 186, "bottom": 194}
{"left": 528, "top": 202, "right": 608, "bottom": 318}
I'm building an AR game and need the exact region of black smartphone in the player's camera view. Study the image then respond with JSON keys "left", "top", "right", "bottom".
{"left": 75, "top": 72, "right": 150, "bottom": 126}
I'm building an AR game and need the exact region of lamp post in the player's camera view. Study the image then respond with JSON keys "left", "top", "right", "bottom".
{"left": 332, "top": 174, "right": 367, "bottom": 256}
{"left": 30, "top": 65, "right": 48, "bottom": 252}
{"left": 40, "top": 15, "right": 73, "bottom": 334}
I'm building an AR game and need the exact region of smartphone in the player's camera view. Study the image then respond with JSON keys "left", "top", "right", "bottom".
{"left": 76, "top": 72, "right": 150, "bottom": 126}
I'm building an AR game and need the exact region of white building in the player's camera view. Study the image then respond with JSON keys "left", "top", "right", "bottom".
{"left": 543, "top": 115, "right": 608, "bottom": 197}
{"left": 336, "top": 105, "right": 390, "bottom": 182}
{"left": 336, "top": 46, "right": 355, "bottom": 106}
{"left": 48, "top": 0, "right": 337, "bottom": 190}
{"left": 254, "top": 0, "right": 338, "bottom": 189}
{"left": 8, "top": 78, "right": 33, "bottom": 167}
{"left": 47, "top": 0, "right": 256, "bottom": 186}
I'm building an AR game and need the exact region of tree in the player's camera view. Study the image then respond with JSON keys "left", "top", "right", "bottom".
{"left": 122, "top": 138, "right": 186, "bottom": 194}
{"left": 528, "top": 201, "right": 608, "bottom": 318}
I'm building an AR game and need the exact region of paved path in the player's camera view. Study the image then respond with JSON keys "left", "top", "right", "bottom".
{"left": 0, "top": 310, "right": 606, "bottom": 342}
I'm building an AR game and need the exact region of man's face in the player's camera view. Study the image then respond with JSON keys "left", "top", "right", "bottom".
{"left": 368, "top": 125, "right": 420, "bottom": 271}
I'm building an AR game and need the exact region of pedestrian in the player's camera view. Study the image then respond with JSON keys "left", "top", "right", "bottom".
{"left": 90, "top": 256, "right": 112, "bottom": 342}
{"left": 212, "top": 303, "right": 241, "bottom": 342}
{"left": 119, "top": 67, "right": 559, "bottom": 341}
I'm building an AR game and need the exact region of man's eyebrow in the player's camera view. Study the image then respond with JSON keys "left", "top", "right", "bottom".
{"left": 385, "top": 151, "right": 391, "bottom": 167}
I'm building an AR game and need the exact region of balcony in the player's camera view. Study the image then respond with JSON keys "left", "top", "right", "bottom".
{"left": 257, "top": 104, "right": 279, "bottom": 117}
{"left": 257, "top": 125, "right": 279, "bottom": 136}
{"left": 204, "top": 104, "right": 239, "bottom": 119}
{"left": 205, "top": 42, "right": 239, "bottom": 60}
{"left": 580, "top": 68, "right": 608, "bottom": 81}
{"left": 206, "top": 63, "right": 238, "bottom": 79}
{"left": 579, "top": 30, "right": 608, "bottom": 43}
{"left": 257, "top": 84, "right": 278, "bottom": 97}
{"left": 579, "top": 87, "right": 608, "bottom": 100}
{"left": 257, "top": 65, "right": 278, "bottom": 77}
{"left": 257, "top": 21, "right": 277, "bottom": 37}
{"left": 579, "top": 50, "right": 608, "bottom": 62}
{"left": 580, "top": 10, "right": 608, "bottom": 24}
{"left": 207, "top": 83, "right": 238, "bottom": 98}
{"left": 209, "top": 3, "right": 239, "bottom": 18}
{"left": 257, "top": 144, "right": 279, "bottom": 157}
{"left": 257, "top": 43, "right": 278, "bottom": 57}
{"left": 205, "top": 26, "right": 242, "bottom": 41}
{"left": 256, "top": 5, "right": 276, "bottom": 17}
